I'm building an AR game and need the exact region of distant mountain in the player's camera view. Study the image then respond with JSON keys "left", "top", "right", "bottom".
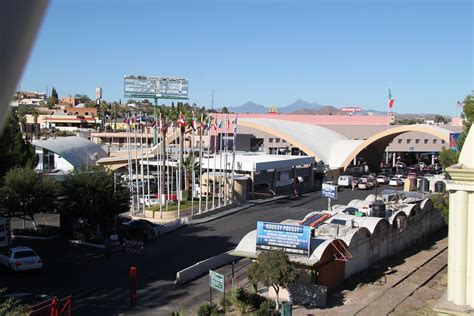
{"left": 228, "top": 101, "right": 268, "bottom": 114}
{"left": 290, "top": 106, "right": 340, "bottom": 115}
{"left": 279, "top": 99, "right": 324, "bottom": 113}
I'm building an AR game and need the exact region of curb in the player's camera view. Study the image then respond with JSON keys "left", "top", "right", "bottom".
{"left": 13, "top": 234, "right": 60, "bottom": 240}
{"left": 68, "top": 240, "right": 105, "bottom": 249}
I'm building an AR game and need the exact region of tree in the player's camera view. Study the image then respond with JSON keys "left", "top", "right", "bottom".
{"left": 438, "top": 146, "right": 459, "bottom": 171}
{"left": 0, "top": 168, "right": 60, "bottom": 229}
{"left": 434, "top": 115, "right": 448, "bottom": 124}
{"left": 221, "top": 106, "right": 229, "bottom": 113}
{"left": 0, "top": 112, "right": 37, "bottom": 183}
{"left": 458, "top": 93, "right": 474, "bottom": 151}
{"left": 46, "top": 87, "right": 59, "bottom": 108}
{"left": 247, "top": 250, "right": 299, "bottom": 310}
{"left": 51, "top": 87, "right": 58, "bottom": 100}
{"left": 110, "top": 102, "right": 120, "bottom": 132}
{"left": 61, "top": 165, "right": 130, "bottom": 235}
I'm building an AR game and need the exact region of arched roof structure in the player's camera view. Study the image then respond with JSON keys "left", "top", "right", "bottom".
{"left": 239, "top": 118, "right": 454, "bottom": 170}
{"left": 33, "top": 136, "right": 107, "bottom": 168}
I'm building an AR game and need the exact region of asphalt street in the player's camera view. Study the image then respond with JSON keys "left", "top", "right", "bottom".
{"left": 0, "top": 185, "right": 389, "bottom": 315}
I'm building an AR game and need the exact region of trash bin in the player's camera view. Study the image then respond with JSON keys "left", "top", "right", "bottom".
{"left": 435, "top": 181, "right": 446, "bottom": 193}
{"left": 281, "top": 301, "right": 293, "bottom": 316}
{"left": 418, "top": 178, "right": 430, "bottom": 192}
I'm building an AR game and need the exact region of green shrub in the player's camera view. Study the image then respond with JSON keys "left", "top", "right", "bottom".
{"left": 170, "top": 307, "right": 185, "bottom": 316}
{"left": 254, "top": 299, "right": 277, "bottom": 316}
{"left": 432, "top": 193, "right": 449, "bottom": 224}
{"left": 229, "top": 287, "right": 255, "bottom": 314}
{"left": 13, "top": 225, "right": 60, "bottom": 237}
{"left": 197, "top": 302, "right": 220, "bottom": 316}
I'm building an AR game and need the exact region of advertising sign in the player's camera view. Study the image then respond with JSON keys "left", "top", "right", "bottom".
{"left": 341, "top": 107, "right": 363, "bottom": 113}
{"left": 209, "top": 270, "right": 225, "bottom": 292}
{"left": 256, "top": 221, "right": 311, "bottom": 256}
{"left": 449, "top": 133, "right": 462, "bottom": 153}
{"left": 322, "top": 183, "right": 338, "bottom": 200}
{"left": 124, "top": 75, "right": 188, "bottom": 99}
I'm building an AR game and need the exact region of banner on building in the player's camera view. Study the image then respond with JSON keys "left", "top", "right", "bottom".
{"left": 124, "top": 75, "right": 188, "bottom": 99}
{"left": 449, "top": 133, "right": 462, "bottom": 153}
{"left": 256, "top": 221, "right": 311, "bottom": 256}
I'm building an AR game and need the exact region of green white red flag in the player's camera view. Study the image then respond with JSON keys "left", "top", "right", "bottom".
{"left": 388, "top": 89, "right": 394, "bottom": 109}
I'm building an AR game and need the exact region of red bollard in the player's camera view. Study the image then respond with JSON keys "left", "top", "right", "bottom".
{"left": 130, "top": 266, "right": 137, "bottom": 307}
{"left": 50, "top": 298, "right": 59, "bottom": 316}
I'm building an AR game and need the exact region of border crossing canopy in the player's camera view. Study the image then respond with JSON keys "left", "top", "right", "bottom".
{"left": 124, "top": 75, "right": 188, "bottom": 99}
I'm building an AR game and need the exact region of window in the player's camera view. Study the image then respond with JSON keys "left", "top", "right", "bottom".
{"left": 415, "top": 139, "right": 420, "bottom": 144}
{"left": 406, "top": 139, "right": 411, "bottom": 144}
{"left": 269, "top": 138, "right": 273, "bottom": 143}
{"left": 442, "top": 140, "right": 445, "bottom": 144}
{"left": 424, "top": 139, "right": 428, "bottom": 144}
{"left": 398, "top": 139, "right": 402, "bottom": 144}
{"left": 433, "top": 139, "right": 437, "bottom": 144}
{"left": 275, "top": 138, "right": 280, "bottom": 143}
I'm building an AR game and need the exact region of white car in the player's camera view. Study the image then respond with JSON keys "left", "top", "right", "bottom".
{"left": 389, "top": 177, "right": 403, "bottom": 186}
{"left": 376, "top": 175, "right": 389, "bottom": 184}
{"left": 0, "top": 246, "right": 43, "bottom": 271}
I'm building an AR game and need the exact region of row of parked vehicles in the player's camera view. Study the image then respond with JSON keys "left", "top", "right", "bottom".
{"left": 334, "top": 174, "right": 407, "bottom": 190}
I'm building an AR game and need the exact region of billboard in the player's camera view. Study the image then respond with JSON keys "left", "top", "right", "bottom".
{"left": 256, "top": 221, "right": 311, "bottom": 256}
{"left": 322, "top": 183, "right": 338, "bottom": 200}
{"left": 124, "top": 75, "right": 188, "bottom": 99}
{"left": 341, "top": 107, "right": 362, "bottom": 113}
{"left": 449, "top": 133, "right": 462, "bottom": 153}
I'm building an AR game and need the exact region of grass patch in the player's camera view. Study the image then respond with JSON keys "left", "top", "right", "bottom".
{"left": 148, "top": 200, "right": 206, "bottom": 212}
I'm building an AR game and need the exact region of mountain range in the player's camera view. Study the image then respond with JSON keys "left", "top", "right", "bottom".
{"left": 228, "top": 99, "right": 387, "bottom": 115}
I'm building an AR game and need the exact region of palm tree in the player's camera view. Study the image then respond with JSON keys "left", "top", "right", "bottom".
{"left": 182, "top": 151, "right": 200, "bottom": 199}
{"left": 110, "top": 102, "right": 120, "bottom": 132}
{"left": 98, "top": 101, "right": 109, "bottom": 131}
{"left": 32, "top": 110, "right": 39, "bottom": 139}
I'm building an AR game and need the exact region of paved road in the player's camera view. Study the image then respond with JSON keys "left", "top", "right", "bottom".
{"left": 0, "top": 186, "right": 388, "bottom": 315}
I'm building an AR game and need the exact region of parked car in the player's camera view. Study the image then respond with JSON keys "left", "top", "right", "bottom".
{"left": 324, "top": 181, "right": 340, "bottom": 191}
{"left": 376, "top": 175, "right": 389, "bottom": 184}
{"left": 389, "top": 177, "right": 404, "bottom": 186}
{"left": 122, "top": 219, "right": 162, "bottom": 240}
{"left": 337, "top": 175, "right": 353, "bottom": 188}
{"left": 357, "top": 177, "right": 374, "bottom": 190}
{"left": 0, "top": 246, "right": 42, "bottom": 271}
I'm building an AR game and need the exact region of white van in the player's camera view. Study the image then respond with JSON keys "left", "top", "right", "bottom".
{"left": 338, "top": 175, "right": 354, "bottom": 188}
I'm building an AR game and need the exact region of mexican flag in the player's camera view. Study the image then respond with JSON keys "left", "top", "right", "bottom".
{"left": 178, "top": 112, "right": 185, "bottom": 127}
{"left": 388, "top": 89, "right": 395, "bottom": 109}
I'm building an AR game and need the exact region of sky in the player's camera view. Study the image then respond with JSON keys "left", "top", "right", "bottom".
{"left": 19, "top": 0, "right": 473, "bottom": 115}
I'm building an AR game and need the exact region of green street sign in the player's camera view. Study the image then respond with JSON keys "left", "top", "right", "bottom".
{"left": 209, "top": 269, "right": 225, "bottom": 292}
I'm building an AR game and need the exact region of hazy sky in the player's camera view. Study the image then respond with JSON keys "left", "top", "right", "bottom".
{"left": 19, "top": 0, "right": 473, "bottom": 115}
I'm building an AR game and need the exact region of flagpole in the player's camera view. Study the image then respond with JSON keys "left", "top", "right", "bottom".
{"left": 126, "top": 114, "right": 134, "bottom": 216}
{"left": 191, "top": 113, "right": 195, "bottom": 216}
{"left": 140, "top": 113, "right": 146, "bottom": 216}
{"left": 146, "top": 120, "right": 151, "bottom": 205}
{"left": 159, "top": 114, "right": 163, "bottom": 219}
{"left": 230, "top": 114, "right": 238, "bottom": 203}
{"left": 212, "top": 120, "right": 217, "bottom": 210}
{"left": 177, "top": 123, "right": 182, "bottom": 218}
{"left": 223, "top": 114, "right": 229, "bottom": 205}
{"left": 205, "top": 116, "right": 211, "bottom": 212}
{"left": 198, "top": 115, "right": 203, "bottom": 214}
{"left": 133, "top": 118, "right": 140, "bottom": 216}
{"left": 218, "top": 116, "right": 223, "bottom": 208}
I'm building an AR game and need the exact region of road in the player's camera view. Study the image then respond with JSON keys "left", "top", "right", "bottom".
{"left": 0, "top": 185, "right": 388, "bottom": 315}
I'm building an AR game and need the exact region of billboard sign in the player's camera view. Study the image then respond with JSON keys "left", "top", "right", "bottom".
{"left": 124, "top": 75, "right": 188, "bottom": 99}
{"left": 256, "top": 221, "right": 311, "bottom": 256}
{"left": 209, "top": 270, "right": 225, "bottom": 292}
{"left": 341, "top": 107, "right": 362, "bottom": 113}
{"left": 449, "top": 133, "right": 462, "bottom": 153}
{"left": 322, "top": 183, "right": 338, "bottom": 200}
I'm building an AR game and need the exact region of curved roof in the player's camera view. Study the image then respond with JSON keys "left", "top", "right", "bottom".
{"left": 240, "top": 118, "right": 362, "bottom": 167}
{"left": 352, "top": 216, "right": 390, "bottom": 234}
{"left": 239, "top": 119, "right": 454, "bottom": 170}
{"left": 33, "top": 136, "right": 107, "bottom": 168}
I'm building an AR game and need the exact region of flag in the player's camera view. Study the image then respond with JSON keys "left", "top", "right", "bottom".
{"left": 233, "top": 113, "right": 238, "bottom": 133}
{"left": 200, "top": 113, "right": 206, "bottom": 129}
{"left": 191, "top": 112, "right": 197, "bottom": 131}
{"left": 388, "top": 89, "right": 394, "bottom": 109}
{"left": 178, "top": 112, "right": 186, "bottom": 127}
{"left": 151, "top": 119, "right": 157, "bottom": 130}
{"left": 213, "top": 116, "right": 218, "bottom": 131}
{"left": 159, "top": 113, "right": 163, "bottom": 132}
{"left": 130, "top": 113, "right": 136, "bottom": 129}
{"left": 206, "top": 115, "right": 211, "bottom": 130}
{"left": 123, "top": 114, "right": 130, "bottom": 125}
{"left": 218, "top": 117, "right": 223, "bottom": 129}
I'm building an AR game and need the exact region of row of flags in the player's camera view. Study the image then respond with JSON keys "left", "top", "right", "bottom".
{"left": 123, "top": 111, "right": 238, "bottom": 132}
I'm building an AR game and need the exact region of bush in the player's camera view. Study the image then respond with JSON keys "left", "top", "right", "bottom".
{"left": 197, "top": 302, "right": 220, "bottom": 316}
{"left": 254, "top": 299, "right": 277, "bottom": 316}
{"left": 12, "top": 225, "right": 60, "bottom": 237}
